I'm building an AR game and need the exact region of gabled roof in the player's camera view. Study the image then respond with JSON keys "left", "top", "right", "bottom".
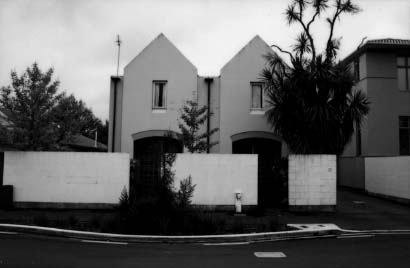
{"left": 342, "top": 38, "right": 410, "bottom": 64}
{"left": 124, "top": 33, "right": 197, "bottom": 72}
{"left": 63, "top": 134, "right": 108, "bottom": 151}
{"left": 220, "top": 35, "right": 274, "bottom": 73}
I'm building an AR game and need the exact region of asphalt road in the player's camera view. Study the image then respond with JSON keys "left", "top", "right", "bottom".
{"left": 1, "top": 233, "right": 410, "bottom": 267}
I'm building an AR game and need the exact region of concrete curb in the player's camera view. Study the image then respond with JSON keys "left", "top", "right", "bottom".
{"left": 0, "top": 223, "right": 343, "bottom": 244}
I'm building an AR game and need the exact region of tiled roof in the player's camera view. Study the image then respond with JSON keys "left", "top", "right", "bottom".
{"left": 342, "top": 38, "right": 410, "bottom": 64}
{"left": 365, "top": 38, "right": 410, "bottom": 46}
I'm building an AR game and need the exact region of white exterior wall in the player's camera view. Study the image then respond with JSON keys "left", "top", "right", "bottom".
{"left": 288, "top": 155, "right": 336, "bottom": 206}
{"left": 219, "top": 36, "right": 278, "bottom": 153}
{"left": 3, "top": 152, "right": 129, "bottom": 204}
{"left": 121, "top": 34, "right": 197, "bottom": 157}
{"left": 173, "top": 154, "right": 257, "bottom": 205}
{"left": 365, "top": 156, "right": 410, "bottom": 200}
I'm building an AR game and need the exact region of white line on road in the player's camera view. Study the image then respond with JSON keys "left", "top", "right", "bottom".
{"left": 203, "top": 242, "right": 250, "bottom": 246}
{"left": 254, "top": 252, "right": 286, "bottom": 258}
{"left": 81, "top": 239, "right": 128, "bottom": 245}
{"left": 337, "top": 234, "right": 375, "bottom": 239}
{"left": 0, "top": 231, "right": 17, "bottom": 235}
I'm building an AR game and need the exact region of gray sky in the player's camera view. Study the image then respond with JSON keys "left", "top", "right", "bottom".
{"left": 0, "top": 0, "right": 409, "bottom": 121}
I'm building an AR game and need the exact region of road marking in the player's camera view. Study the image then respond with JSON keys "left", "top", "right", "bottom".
{"left": 81, "top": 239, "right": 128, "bottom": 245}
{"left": 353, "top": 201, "right": 366, "bottom": 204}
{"left": 254, "top": 252, "right": 286, "bottom": 258}
{"left": 203, "top": 242, "right": 250, "bottom": 246}
{"left": 337, "top": 234, "right": 374, "bottom": 239}
{"left": 0, "top": 231, "right": 17, "bottom": 235}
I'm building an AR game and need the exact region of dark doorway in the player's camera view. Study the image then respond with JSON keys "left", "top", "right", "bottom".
{"left": 134, "top": 137, "right": 182, "bottom": 185}
{"left": 232, "top": 138, "right": 281, "bottom": 207}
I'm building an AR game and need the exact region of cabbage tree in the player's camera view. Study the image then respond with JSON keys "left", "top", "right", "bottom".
{"left": 261, "top": 0, "right": 369, "bottom": 154}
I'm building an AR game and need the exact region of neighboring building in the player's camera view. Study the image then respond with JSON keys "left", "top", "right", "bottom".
{"left": 342, "top": 38, "right": 410, "bottom": 157}
{"left": 108, "top": 34, "right": 288, "bottom": 206}
{"left": 0, "top": 108, "right": 106, "bottom": 152}
{"left": 61, "top": 135, "right": 108, "bottom": 152}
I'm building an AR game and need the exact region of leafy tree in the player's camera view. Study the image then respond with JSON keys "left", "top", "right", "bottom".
{"left": 0, "top": 63, "right": 62, "bottom": 150}
{"left": 53, "top": 93, "right": 105, "bottom": 145}
{"left": 260, "top": 0, "right": 370, "bottom": 154}
{"left": 178, "top": 99, "right": 219, "bottom": 153}
{"left": 0, "top": 63, "right": 106, "bottom": 150}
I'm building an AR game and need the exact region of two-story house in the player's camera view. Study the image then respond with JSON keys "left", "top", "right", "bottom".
{"left": 342, "top": 39, "right": 410, "bottom": 157}
{"left": 108, "top": 33, "right": 288, "bottom": 206}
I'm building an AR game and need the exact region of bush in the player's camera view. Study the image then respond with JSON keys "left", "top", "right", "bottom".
{"left": 176, "top": 175, "right": 196, "bottom": 210}
{"left": 33, "top": 214, "right": 50, "bottom": 227}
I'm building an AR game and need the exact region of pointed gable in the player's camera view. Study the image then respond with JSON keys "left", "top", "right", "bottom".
{"left": 220, "top": 35, "right": 274, "bottom": 76}
{"left": 124, "top": 33, "right": 197, "bottom": 73}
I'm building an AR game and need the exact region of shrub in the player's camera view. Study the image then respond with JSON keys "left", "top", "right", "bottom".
{"left": 33, "top": 214, "right": 50, "bottom": 227}
{"left": 176, "top": 175, "right": 196, "bottom": 210}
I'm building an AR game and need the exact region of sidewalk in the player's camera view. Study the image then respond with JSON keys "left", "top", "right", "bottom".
{"left": 282, "top": 188, "right": 410, "bottom": 230}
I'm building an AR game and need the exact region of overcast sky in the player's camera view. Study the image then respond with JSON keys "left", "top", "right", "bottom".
{"left": 0, "top": 0, "right": 409, "bottom": 121}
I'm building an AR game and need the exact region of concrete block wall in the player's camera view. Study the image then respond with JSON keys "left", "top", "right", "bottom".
{"left": 365, "top": 156, "right": 410, "bottom": 200}
{"left": 288, "top": 155, "right": 337, "bottom": 208}
{"left": 173, "top": 154, "right": 258, "bottom": 206}
{"left": 2, "top": 152, "right": 130, "bottom": 207}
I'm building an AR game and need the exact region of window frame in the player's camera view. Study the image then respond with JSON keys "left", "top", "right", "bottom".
{"left": 399, "top": 116, "right": 410, "bottom": 155}
{"left": 152, "top": 80, "right": 167, "bottom": 110}
{"left": 250, "top": 82, "right": 264, "bottom": 110}
{"left": 397, "top": 56, "right": 410, "bottom": 91}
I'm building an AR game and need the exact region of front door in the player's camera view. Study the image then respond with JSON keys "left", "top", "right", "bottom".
{"left": 232, "top": 138, "right": 281, "bottom": 207}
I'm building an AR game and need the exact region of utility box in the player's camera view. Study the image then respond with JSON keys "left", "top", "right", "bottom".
{"left": 0, "top": 185, "right": 13, "bottom": 209}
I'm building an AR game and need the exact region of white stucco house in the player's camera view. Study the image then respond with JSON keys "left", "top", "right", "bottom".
{"left": 108, "top": 33, "right": 288, "bottom": 207}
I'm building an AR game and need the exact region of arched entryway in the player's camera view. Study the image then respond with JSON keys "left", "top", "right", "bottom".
{"left": 133, "top": 130, "right": 182, "bottom": 185}
{"left": 232, "top": 132, "right": 282, "bottom": 208}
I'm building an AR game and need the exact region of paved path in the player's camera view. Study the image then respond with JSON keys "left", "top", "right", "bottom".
{"left": 283, "top": 188, "right": 410, "bottom": 230}
{"left": 1, "top": 232, "right": 410, "bottom": 267}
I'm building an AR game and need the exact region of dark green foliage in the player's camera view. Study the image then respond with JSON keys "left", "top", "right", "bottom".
{"left": 261, "top": 0, "right": 369, "bottom": 154}
{"left": 0, "top": 63, "right": 62, "bottom": 150}
{"left": 33, "top": 214, "right": 50, "bottom": 227}
{"left": 176, "top": 175, "right": 196, "bottom": 209}
{"left": 178, "top": 99, "right": 219, "bottom": 153}
{"left": 0, "top": 63, "right": 106, "bottom": 150}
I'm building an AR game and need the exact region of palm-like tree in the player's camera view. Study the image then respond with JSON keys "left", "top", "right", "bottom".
{"left": 261, "top": 0, "right": 369, "bottom": 154}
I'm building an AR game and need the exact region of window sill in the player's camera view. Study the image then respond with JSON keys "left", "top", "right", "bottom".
{"left": 152, "top": 109, "right": 167, "bottom": 114}
{"left": 250, "top": 110, "right": 265, "bottom": 115}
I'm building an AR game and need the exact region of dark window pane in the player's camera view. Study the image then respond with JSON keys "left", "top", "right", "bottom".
{"left": 399, "top": 116, "right": 409, "bottom": 128}
{"left": 399, "top": 128, "right": 410, "bottom": 155}
{"left": 397, "top": 57, "right": 405, "bottom": 66}
{"left": 398, "top": 68, "right": 407, "bottom": 91}
{"left": 251, "top": 84, "right": 262, "bottom": 109}
{"left": 158, "top": 83, "right": 164, "bottom": 107}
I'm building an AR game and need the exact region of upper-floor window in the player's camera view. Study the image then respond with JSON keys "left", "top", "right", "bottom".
{"left": 251, "top": 82, "right": 264, "bottom": 110}
{"left": 153, "top": 81, "right": 167, "bottom": 109}
{"left": 397, "top": 57, "right": 410, "bottom": 91}
{"left": 399, "top": 116, "right": 410, "bottom": 155}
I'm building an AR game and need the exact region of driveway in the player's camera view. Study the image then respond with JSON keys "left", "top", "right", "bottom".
{"left": 282, "top": 188, "right": 410, "bottom": 230}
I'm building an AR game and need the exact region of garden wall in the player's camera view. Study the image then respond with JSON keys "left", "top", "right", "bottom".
{"left": 365, "top": 156, "right": 410, "bottom": 202}
{"left": 2, "top": 152, "right": 129, "bottom": 208}
{"left": 173, "top": 154, "right": 258, "bottom": 207}
{"left": 288, "top": 155, "right": 336, "bottom": 211}
{"left": 337, "top": 157, "right": 365, "bottom": 190}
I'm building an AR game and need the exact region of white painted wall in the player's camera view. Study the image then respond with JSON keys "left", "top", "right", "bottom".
{"left": 173, "top": 154, "right": 258, "bottom": 205}
{"left": 288, "top": 155, "right": 336, "bottom": 206}
{"left": 219, "top": 35, "right": 285, "bottom": 154}
{"left": 121, "top": 34, "right": 198, "bottom": 157}
{"left": 365, "top": 156, "right": 410, "bottom": 200}
{"left": 3, "top": 152, "right": 129, "bottom": 204}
